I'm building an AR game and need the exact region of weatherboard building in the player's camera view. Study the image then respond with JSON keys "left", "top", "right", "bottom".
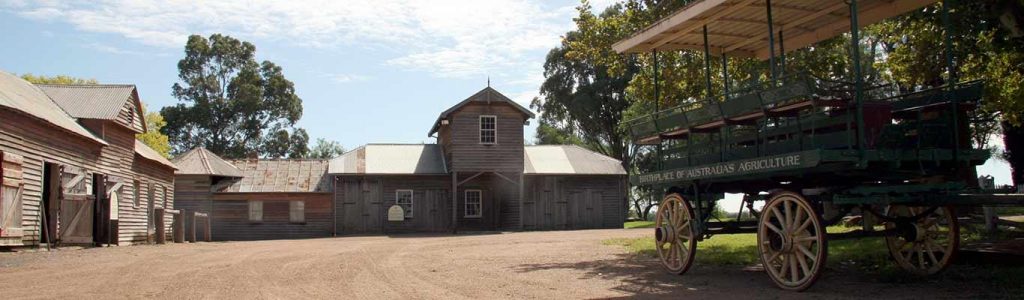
{"left": 174, "top": 87, "right": 628, "bottom": 240}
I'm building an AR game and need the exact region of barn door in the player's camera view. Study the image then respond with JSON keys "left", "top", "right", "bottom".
{"left": 100, "top": 176, "right": 124, "bottom": 245}
{"left": 59, "top": 165, "right": 94, "bottom": 244}
{"left": 1, "top": 152, "right": 25, "bottom": 238}
{"left": 569, "top": 189, "right": 603, "bottom": 229}
{"left": 341, "top": 178, "right": 382, "bottom": 234}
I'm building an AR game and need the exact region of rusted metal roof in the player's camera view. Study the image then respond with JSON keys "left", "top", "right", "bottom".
{"left": 525, "top": 145, "right": 626, "bottom": 175}
{"left": 219, "top": 159, "right": 331, "bottom": 193}
{"left": 134, "top": 140, "right": 176, "bottom": 170}
{"left": 172, "top": 147, "right": 243, "bottom": 177}
{"left": 0, "top": 71, "right": 107, "bottom": 145}
{"left": 328, "top": 144, "right": 448, "bottom": 175}
{"left": 35, "top": 84, "right": 142, "bottom": 125}
{"left": 427, "top": 87, "right": 535, "bottom": 136}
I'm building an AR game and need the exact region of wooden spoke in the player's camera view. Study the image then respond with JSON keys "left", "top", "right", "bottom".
{"left": 655, "top": 193, "right": 698, "bottom": 275}
{"left": 757, "top": 191, "right": 827, "bottom": 292}
{"left": 884, "top": 206, "right": 959, "bottom": 276}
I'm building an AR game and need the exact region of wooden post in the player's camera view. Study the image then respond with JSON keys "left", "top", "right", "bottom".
{"left": 188, "top": 211, "right": 196, "bottom": 243}
{"left": 155, "top": 208, "right": 166, "bottom": 244}
{"left": 204, "top": 213, "right": 211, "bottom": 242}
{"left": 169, "top": 209, "right": 184, "bottom": 243}
{"left": 451, "top": 172, "right": 458, "bottom": 234}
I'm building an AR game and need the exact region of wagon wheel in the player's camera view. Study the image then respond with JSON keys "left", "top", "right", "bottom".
{"left": 654, "top": 193, "right": 697, "bottom": 275}
{"left": 757, "top": 191, "right": 827, "bottom": 292}
{"left": 884, "top": 206, "right": 959, "bottom": 276}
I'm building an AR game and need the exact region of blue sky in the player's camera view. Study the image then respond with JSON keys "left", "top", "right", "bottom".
{"left": 0, "top": 0, "right": 617, "bottom": 148}
{"left": 0, "top": 0, "right": 1014, "bottom": 187}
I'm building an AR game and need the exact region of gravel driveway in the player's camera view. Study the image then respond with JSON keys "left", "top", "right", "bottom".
{"left": 0, "top": 229, "right": 1010, "bottom": 299}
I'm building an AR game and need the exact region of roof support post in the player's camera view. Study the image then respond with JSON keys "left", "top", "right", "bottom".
{"left": 702, "top": 26, "right": 713, "bottom": 100}
{"left": 721, "top": 53, "right": 730, "bottom": 97}
{"left": 849, "top": 0, "right": 867, "bottom": 164}
{"left": 778, "top": 29, "right": 786, "bottom": 78}
{"left": 652, "top": 49, "right": 663, "bottom": 171}
{"left": 943, "top": 0, "right": 960, "bottom": 159}
{"left": 765, "top": 0, "right": 777, "bottom": 87}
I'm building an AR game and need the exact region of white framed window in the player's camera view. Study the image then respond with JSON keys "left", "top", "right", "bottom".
{"left": 289, "top": 201, "right": 305, "bottom": 223}
{"left": 465, "top": 189, "right": 482, "bottom": 218}
{"left": 248, "top": 200, "right": 263, "bottom": 222}
{"left": 479, "top": 115, "right": 496, "bottom": 144}
{"left": 396, "top": 189, "right": 413, "bottom": 218}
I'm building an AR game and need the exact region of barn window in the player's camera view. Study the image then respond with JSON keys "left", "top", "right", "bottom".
{"left": 249, "top": 201, "right": 263, "bottom": 222}
{"left": 133, "top": 180, "right": 140, "bottom": 208}
{"left": 162, "top": 185, "right": 168, "bottom": 209}
{"left": 480, "top": 115, "right": 496, "bottom": 144}
{"left": 289, "top": 201, "right": 305, "bottom": 223}
{"left": 396, "top": 189, "right": 413, "bottom": 218}
{"left": 465, "top": 189, "right": 482, "bottom": 218}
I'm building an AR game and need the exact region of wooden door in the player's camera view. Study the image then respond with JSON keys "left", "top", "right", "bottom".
{"left": 568, "top": 189, "right": 603, "bottom": 229}
{"left": 340, "top": 179, "right": 382, "bottom": 233}
{"left": 423, "top": 189, "right": 450, "bottom": 232}
{"left": 1, "top": 152, "right": 25, "bottom": 238}
{"left": 58, "top": 165, "right": 94, "bottom": 244}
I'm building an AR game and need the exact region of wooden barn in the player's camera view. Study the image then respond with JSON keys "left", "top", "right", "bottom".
{"left": 0, "top": 71, "right": 176, "bottom": 248}
{"left": 173, "top": 86, "right": 627, "bottom": 240}
{"left": 330, "top": 87, "right": 628, "bottom": 234}
{"left": 172, "top": 148, "right": 332, "bottom": 241}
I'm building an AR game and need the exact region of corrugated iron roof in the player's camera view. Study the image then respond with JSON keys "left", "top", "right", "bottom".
{"left": 427, "top": 87, "right": 535, "bottom": 136}
{"left": 0, "top": 71, "right": 107, "bottom": 145}
{"left": 172, "top": 147, "right": 243, "bottom": 177}
{"left": 328, "top": 144, "right": 448, "bottom": 175}
{"left": 219, "top": 159, "right": 331, "bottom": 193}
{"left": 35, "top": 84, "right": 139, "bottom": 121}
{"left": 524, "top": 145, "right": 626, "bottom": 175}
{"left": 134, "top": 140, "right": 176, "bottom": 170}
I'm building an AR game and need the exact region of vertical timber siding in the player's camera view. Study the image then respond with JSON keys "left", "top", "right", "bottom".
{"left": 522, "top": 175, "right": 626, "bottom": 231}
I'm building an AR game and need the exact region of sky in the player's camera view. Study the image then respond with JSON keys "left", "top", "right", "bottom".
{"left": 0, "top": 0, "right": 617, "bottom": 148}
{"left": 0, "top": 0, "right": 1015, "bottom": 190}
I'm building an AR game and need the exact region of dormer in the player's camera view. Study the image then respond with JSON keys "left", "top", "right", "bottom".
{"left": 428, "top": 87, "right": 534, "bottom": 173}
{"left": 36, "top": 84, "right": 147, "bottom": 136}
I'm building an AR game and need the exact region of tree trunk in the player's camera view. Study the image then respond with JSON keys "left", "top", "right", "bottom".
{"left": 1003, "top": 121, "right": 1024, "bottom": 187}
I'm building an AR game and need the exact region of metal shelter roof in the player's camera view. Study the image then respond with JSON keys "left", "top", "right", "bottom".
{"left": 427, "top": 87, "right": 535, "bottom": 136}
{"left": 134, "top": 140, "right": 176, "bottom": 170}
{"left": 35, "top": 84, "right": 146, "bottom": 131}
{"left": 612, "top": 0, "right": 937, "bottom": 59}
{"left": 329, "top": 144, "right": 448, "bottom": 175}
{"left": 219, "top": 159, "right": 331, "bottom": 193}
{"left": 172, "top": 147, "right": 244, "bottom": 177}
{"left": 0, "top": 71, "right": 107, "bottom": 145}
{"left": 524, "top": 145, "right": 627, "bottom": 175}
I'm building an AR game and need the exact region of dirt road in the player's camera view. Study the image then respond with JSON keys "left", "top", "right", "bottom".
{"left": 0, "top": 229, "right": 1010, "bottom": 299}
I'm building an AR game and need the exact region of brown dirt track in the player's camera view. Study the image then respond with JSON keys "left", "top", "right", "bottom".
{"left": 0, "top": 229, "right": 1013, "bottom": 299}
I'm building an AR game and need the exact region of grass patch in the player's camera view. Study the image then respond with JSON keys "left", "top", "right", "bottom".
{"left": 605, "top": 225, "right": 1024, "bottom": 294}
{"left": 624, "top": 221, "right": 656, "bottom": 229}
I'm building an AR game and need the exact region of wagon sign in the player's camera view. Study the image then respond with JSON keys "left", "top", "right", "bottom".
{"left": 632, "top": 151, "right": 821, "bottom": 186}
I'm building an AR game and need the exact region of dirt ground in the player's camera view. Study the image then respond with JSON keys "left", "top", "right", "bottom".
{"left": 0, "top": 229, "right": 1015, "bottom": 299}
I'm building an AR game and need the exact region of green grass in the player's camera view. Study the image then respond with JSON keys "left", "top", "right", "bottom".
{"left": 624, "top": 221, "right": 656, "bottom": 229}
{"left": 605, "top": 225, "right": 1024, "bottom": 294}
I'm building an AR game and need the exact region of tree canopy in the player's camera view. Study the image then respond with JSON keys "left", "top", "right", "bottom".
{"left": 308, "top": 138, "right": 347, "bottom": 159}
{"left": 162, "top": 34, "right": 307, "bottom": 159}
{"left": 20, "top": 73, "right": 98, "bottom": 85}
{"left": 137, "top": 104, "right": 172, "bottom": 158}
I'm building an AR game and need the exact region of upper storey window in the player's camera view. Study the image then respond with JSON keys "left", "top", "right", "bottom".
{"left": 480, "top": 115, "right": 496, "bottom": 144}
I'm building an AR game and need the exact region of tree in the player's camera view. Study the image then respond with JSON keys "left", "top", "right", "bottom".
{"left": 20, "top": 73, "right": 98, "bottom": 85}
{"left": 137, "top": 104, "right": 172, "bottom": 158}
{"left": 162, "top": 34, "right": 307, "bottom": 159}
{"left": 308, "top": 138, "right": 347, "bottom": 159}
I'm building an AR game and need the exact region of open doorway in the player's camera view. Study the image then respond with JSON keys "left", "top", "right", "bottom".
{"left": 40, "top": 162, "right": 58, "bottom": 245}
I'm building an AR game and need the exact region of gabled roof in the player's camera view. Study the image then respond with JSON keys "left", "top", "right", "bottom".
{"left": 134, "top": 140, "right": 176, "bottom": 170}
{"left": 427, "top": 87, "right": 535, "bottom": 136}
{"left": 36, "top": 83, "right": 146, "bottom": 132}
{"left": 328, "top": 144, "right": 448, "bottom": 175}
{"left": 524, "top": 145, "right": 626, "bottom": 175}
{"left": 0, "top": 71, "right": 107, "bottom": 145}
{"left": 219, "top": 159, "right": 331, "bottom": 193}
{"left": 171, "top": 147, "right": 243, "bottom": 177}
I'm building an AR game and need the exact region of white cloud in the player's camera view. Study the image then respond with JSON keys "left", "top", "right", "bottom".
{"left": 323, "top": 73, "right": 370, "bottom": 84}
{"left": 82, "top": 42, "right": 143, "bottom": 55}
{"left": 11, "top": 0, "right": 579, "bottom": 81}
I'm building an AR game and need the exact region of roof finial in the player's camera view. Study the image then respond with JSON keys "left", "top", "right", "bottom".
{"left": 487, "top": 76, "right": 490, "bottom": 88}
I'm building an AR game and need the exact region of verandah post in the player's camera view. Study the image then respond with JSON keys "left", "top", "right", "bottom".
{"left": 850, "top": 0, "right": 867, "bottom": 163}
{"left": 765, "top": 0, "right": 777, "bottom": 87}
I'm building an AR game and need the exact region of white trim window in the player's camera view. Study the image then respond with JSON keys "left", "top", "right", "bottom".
{"left": 396, "top": 189, "right": 413, "bottom": 218}
{"left": 479, "top": 115, "right": 496, "bottom": 144}
{"left": 289, "top": 201, "right": 305, "bottom": 223}
{"left": 465, "top": 189, "right": 482, "bottom": 218}
{"left": 248, "top": 200, "right": 263, "bottom": 222}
